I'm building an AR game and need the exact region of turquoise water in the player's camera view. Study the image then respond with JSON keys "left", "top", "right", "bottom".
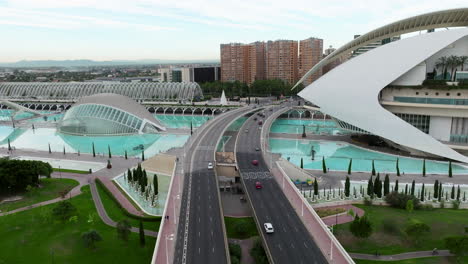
{"left": 0, "top": 126, "right": 188, "bottom": 157}
{"left": 154, "top": 114, "right": 210, "bottom": 128}
{"left": 269, "top": 138, "right": 468, "bottom": 174}
{"left": 271, "top": 119, "right": 346, "bottom": 135}
{"left": 0, "top": 109, "right": 35, "bottom": 121}
{"left": 227, "top": 117, "right": 248, "bottom": 132}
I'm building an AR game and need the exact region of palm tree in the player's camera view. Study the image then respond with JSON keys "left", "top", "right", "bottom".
{"left": 458, "top": 55, "right": 468, "bottom": 71}
{"left": 447, "top": 55, "right": 460, "bottom": 81}
{"left": 435, "top": 56, "right": 448, "bottom": 80}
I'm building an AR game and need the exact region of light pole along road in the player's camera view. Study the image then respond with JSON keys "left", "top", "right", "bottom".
{"left": 236, "top": 105, "right": 328, "bottom": 264}
{"left": 174, "top": 106, "right": 257, "bottom": 264}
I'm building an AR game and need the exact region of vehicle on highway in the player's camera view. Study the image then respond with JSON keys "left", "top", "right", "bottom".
{"left": 258, "top": 120, "right": 263, "bottom": 125}
{"left": 254, "top": 117, "right": 257, "bottom": 121}
{"left": 208, "top": 162, "right": 214, "bottom": 169}
{"left": 251, "top": 160, "right": 259, "bottom": 166}
{"left": 264, "top": 223, "right": 274, "bottom": 233}
{"left": 255, "top": 181, "right": 262, "bottom": 189}
{"left": 245, "top": 129, "right": 249, "bottom": 133}
{"left": 255, "top": 147, "right": 260, "bottom": 151}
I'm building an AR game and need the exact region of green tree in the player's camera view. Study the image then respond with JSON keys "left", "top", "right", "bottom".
{"left": 302, "top": 125, "right": 306, "bottom": 138}
{"left": 406, "top": 199, "right": 414, "bottom": 213}
{"left": 367, "top": 176, "right": 373, "bottom": 196}
{"left": 411, "top": 180, "right": 415, "bottom": 196}
{"left": 373, "top": 174, "right": 381, "bottom": 198}
{"left": 108, "top": 145, "right": 112, "bottom": 159}
{"left": 383, "top": 174, "right": 390, "bottom": 196}
{"left": 52, "top": 201, "right": 77, "bottom": 222}
{"left": 250, "top": 238, "right": 268, "bottom": 264}
{"left": 422, "top": 159, "right": 426, "bottom": 177}
{"left": 139, "top": 221, "right": 145, "bottom": 247}
{"left": 347, "top": 158, "right": 352, "bottom": 175}
{"left": 420, "top": 183, "right": 425, "bottom": 201}
{"left": 405, "top": 184, "right": 408, "bottom": 195}
{"left": 322, "top": 157, "right": 327, "bottom": 173}
{"left": 63, "top": 146, "right": 66, "bottom": 155}
{"left": 141, "top": 150, "right": 145, "bottom": 161}
{"left": 451, "top": 185, "right": 455, "bottom": 200}
{"left": 438, "top": 182, "right": 443, "bottom": 202}
{"left": 396, "top": 158, "right": 400, "bottom": 176}
{"left": 125, "top": 150, "right": 128, "bottom": 160}
{"left": 349, "top": 215, "right": 373, "bottom": 238}
{"left": 434, "top": 180, "right": 439, "bottom": 199}
{"left": 405, "top": 219, "right": 430, "bottom": 245}
{"left": 190, "top": 122, "right": 193, "bottom": 135}
{"left": 153, "top": 174, "right": 159, "bottom": 196}
{"left": 371, "top": 160, "right": 376, "bottom": 176}
{"left": 344, "top": 176, "right": 350, "bottom": 197}
{"left": 394, "top": 180, "right": 399, "bottom": 192}
{"left": 92, "top": 142, "right": 96, "bottom": 157}
{"left": 449, "top": 161, "right": 453, "bottom": 178}
{"left": 456, "top": 185, "right": 461, "bottom": 201}
{"left": 300, "top": 157, "right": 303, "bottom": 169}
{"left": 313, "top": 178, "right": 318, "bottom": 196}
{"left": 444, "top": 236, "right": 468, "bottom": 262}
{"left": 48, "top": 143, "right": 51, "bottom": 154}
{"left": 116, "top": 219, "right": 131, "bottom": 242}
{"left": 82, "top": 230, "right": 102, "bottom": 249}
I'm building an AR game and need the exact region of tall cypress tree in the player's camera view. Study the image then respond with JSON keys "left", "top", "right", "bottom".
{"left": 108, "top": 145, "right": 112, "bottom": 159}
{"left": 300, "top": 158, "right": 303, "bottom": 169}
{"left": 302, "top": 124, "right": 306, "bottom": 138}
{"left": 63, "top": 146, "right": 66, "bottom": 155}
{"left": 322, "top": 157, "right": 327, "bottom": 173}
{"left": 421, "top": 183, "right": 425, "bottom": 201}
{"left": 367, "top": 176, "right": 373, "bottom": 196}
{"left": 344, "top": 176, "right": 350, "bottom": 197}
{"left": 438, "top": 182, "right": 443, "bottom": 202}
{"left": 142, "top": 150, "right": 145, "bottom": 161}
{"left": 125, "top": 150, "right": 128, "bottom": 160}
{"left": 92, "top": 142, "right": 96, "bottom": 157}
{"left": 395, "top": 180, "right": 399, "bottom": 192}
{"left": 7, "top": 138, "right": 11, "bottom": 151}
{"left": 139, "top": 221, "right": 145, "bottom": 247}
{"left": 383, "top": 174, "right": 390, "bottom": 196}
{"left": 153, "top": 174, "right": 159, "bottom": 196}
{"left": 434, "top": 180, "right": 439, "bottom": 199}
{"left": 313, "top": 178, "right": 318, "bottom": 196}
{"left": 405, "top": 184, "right": 408, "bottom": 195}
{"left": 373, "top": 173, "right": 380, "bottom": 196}
{"left": 451, "top": 185, "right": 455, "bottom": 199}
{"left": 456, "top": 185, "right": 461, "bottom": 201}
{"left": 422, "top": 159, "right": 426, "bottom": 177}
{"left": 411, "top": 180, "right": 415, "bottom": 196}
{"left": 371, "top": 160, "right": 376, "bottom": 176}
{"left": 127, "top": 169, "right": 132, "bottom": 183}
{"left": 190, "top": 122, "right": 193, "bottom": 135}
{"left": 347, "top": 158, "right": 352, "bottom": 175}
{"left": 48, "top": 143, "right": 51, "bottom": 154}
{"left": 396, "top": 158, "right": 400, "bottom": 176}
{"left": 448, "top": 161, "right": 452, "bottom": 178}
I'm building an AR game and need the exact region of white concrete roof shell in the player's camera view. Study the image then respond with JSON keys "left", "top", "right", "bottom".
{"left": 298, "top": 28, "right": 468, "bottom": 163}
{"left": 295, "top": 8, "right": 468, "bottom": 88}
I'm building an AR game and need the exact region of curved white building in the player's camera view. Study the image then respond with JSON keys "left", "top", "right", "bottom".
{"left": 299, "top": 27, "right": 468, "bottom": 163}
{"left": 58, "top": 93, "right": 166, "bottom": 135}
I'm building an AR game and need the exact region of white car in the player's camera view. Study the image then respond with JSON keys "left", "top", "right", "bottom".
{"left": 264, "top": 223, "right": 274, "bottom": 234}
{"left": 208, "top": 162, "right": 214, "bottom": 169}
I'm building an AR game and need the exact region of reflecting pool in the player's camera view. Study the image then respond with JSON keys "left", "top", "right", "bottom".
{"left": 270, "top": 118, "right": 346, "bottom": 135}
{"left": 154, "top": 114, "right": 211, "bottom": 128}
{"left": 269, "top": 138, "right": 468, "bottom": 174}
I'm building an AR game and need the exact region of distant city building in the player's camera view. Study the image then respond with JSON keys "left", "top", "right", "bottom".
{"left": 221, "top": 37, "right": 322, "bottom": 85}
{"left": 159, "top": 66, "right": 220, "bottom": 83}
{"left": 352, "top": 35, "right": 400, "bottom": 57}
{"left": 322, "top": 45, "right": 349, "bottom": 75}
{"left": 298, "top": 37, "right": 323, "bottom": 86}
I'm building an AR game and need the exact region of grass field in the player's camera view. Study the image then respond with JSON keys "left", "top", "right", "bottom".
{"left": 224, "top": 217, "right": 259, "bottom": 239}
{"left": 335, "top": 205, "right": 468, "bottom": 256}
{"left": 95, "top": 182, "right": 160, "bottom": 232}
{"left": 0, "top": 186, "right": 156, "bottom": 264}
{"left": 0, "top": 178, "right": 79, "bottom": 212}
{"left": 53, "top": 168, "right": 90, "bottom": 174}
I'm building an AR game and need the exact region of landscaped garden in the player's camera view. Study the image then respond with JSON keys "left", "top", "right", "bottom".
{"left": 95, "top": 180, "right": 161, "bottom": 232}
{"left": 334, "top": 204, "right": 468, "bottom": 263}
{"left": 0, "top": 178, "right": 79, "bottom": 212}
{"left": 224, "top": 216, "right": 259, "bottom": 239}
{"left": 0, "top": 186, "right": 156, "bottom": 263}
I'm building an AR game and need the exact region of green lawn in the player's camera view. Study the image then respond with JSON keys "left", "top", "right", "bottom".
{"left": 335, "top": 205, "right": 468, "bottom": 255}
{"left": 53, "top": 168, "right": 90, "bottom": 174}
{"left": 224, "top": 217, "right": 259, "bottom": 239}
{"left": 95, "top": 181, "right": 160, "bottom": 232}
{"left": 0, "top": 178, "right": 79, "bottom": 212}
{"left": 354, "top": 256, "right": 467, "bottom": 264}
{"left": 0, "top": 186, "right": 156, "bottom": 264}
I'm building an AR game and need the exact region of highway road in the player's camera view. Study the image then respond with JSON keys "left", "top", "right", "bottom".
{"left": 236, "top": 105, "right": 329, "bottom": 264}
{"left": 174, "top": 106, "right": 255, "bottom": 264}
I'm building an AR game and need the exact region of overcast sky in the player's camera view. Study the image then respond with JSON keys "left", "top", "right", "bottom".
{"left": 0, "top": 0, "right": 467, "bottom": 62}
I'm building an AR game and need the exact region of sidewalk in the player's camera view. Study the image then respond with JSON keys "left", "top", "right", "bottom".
{"left": 320, "top": 204, "right": 365, "bottom": 226}
{"left": 350, "top": 250, "right": 453, "bottom": 261}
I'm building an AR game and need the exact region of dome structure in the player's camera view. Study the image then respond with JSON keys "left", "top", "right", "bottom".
{"left": 58, "top": 93, "right": 166, "bottom": 135}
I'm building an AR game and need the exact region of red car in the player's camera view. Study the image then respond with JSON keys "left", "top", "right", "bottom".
{"left": 251, "top": 160, "right": 259, "bottom": 166}
{"left": 255, "top": 182, "right": 262, "bottom": 189}
{"left": 258, "top": 120, "right": 263, "bottom": 125}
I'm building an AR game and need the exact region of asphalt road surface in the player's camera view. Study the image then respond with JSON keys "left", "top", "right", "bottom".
{"left": 236, "top": 106, "right": 329, "bottom": 264}
{"left": 174, "top": 107, "right": 255, "bottom": 264}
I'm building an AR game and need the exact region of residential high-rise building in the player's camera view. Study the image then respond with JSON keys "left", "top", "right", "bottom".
{"left": 299, "top": 37, "right": 323, "bottom": 86}
{"left": 322, "top": 45, "right": 350, "bottom": 75}
{"left": 246, "top": 42, "right": 266, "bottom": 84}
{"left": 220, "top": 43, "right": 247, "bottom": 83}
{"left": 266, "top": 40, "right": 298, "bottom": 85}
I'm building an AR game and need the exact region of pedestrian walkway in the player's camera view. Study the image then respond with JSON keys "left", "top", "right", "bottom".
{"left": 350, "top": 250, "right": 453, "bottom": 261}
{"left": 228, "top": 238, "right": 255, "bottom": 264}
{"left": 319, "top": 204, "right": 365, "bottom": 226}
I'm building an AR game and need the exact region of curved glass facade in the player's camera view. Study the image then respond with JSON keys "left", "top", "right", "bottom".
{"left": 59, "top": 104, "right": 148, "bottom": 135}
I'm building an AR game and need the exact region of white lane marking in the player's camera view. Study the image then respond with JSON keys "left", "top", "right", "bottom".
{"left": 304, "top": 242, "right": 309, "bottom": 249}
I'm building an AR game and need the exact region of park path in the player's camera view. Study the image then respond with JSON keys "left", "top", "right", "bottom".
{"left": 0, "top": 172, "right": 87, "bottom": 216}
{"left": 228, "top": 238, "right": 255, "bottom": 264}
{"left": 320, "top": 204, "right": 365, "bottom": 226}
{"left": 89, "top": 179, "right": 157, "bottom": 237}
{"left": 350, "top": 250, "right": 453, "bottom": 261}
